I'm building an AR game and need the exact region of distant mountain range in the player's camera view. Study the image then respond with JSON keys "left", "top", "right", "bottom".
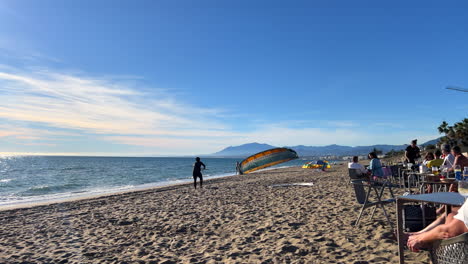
{"left": 210, "top": 138, "right": 440, "bottom": 158}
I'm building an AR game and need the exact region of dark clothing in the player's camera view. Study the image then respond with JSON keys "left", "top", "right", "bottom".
{"left": 405, "top": 145, "right": 421, "bottom": 163}
{"left": 236, "top": 162, "right": 243, "bottom": 175}
{"left": 193, "top": 161, "right": 206, "bottom": 176}
{"left": 193, "top": 161, "right": 205, "bottom": 189}
{"left": 193, "top": 174, "right": 203, "bottom": 188}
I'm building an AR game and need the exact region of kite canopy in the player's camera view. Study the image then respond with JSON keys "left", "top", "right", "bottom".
{"left": 239, "top": 148, "right": 298, "bottom": 174}
{"left": 302, "top": 160, "right": 331, "bottom": 169}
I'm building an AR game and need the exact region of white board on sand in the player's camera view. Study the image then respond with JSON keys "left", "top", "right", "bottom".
{"left": 270, "top": 182, "right": 314, "bottom": 188}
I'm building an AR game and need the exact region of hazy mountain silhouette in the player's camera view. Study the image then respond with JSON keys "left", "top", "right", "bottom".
{"left": 210, "top": 139, "right": 440, "bottom": 157}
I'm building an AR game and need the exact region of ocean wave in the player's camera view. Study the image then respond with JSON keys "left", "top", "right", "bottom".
{"left": 0, "top": 184, "right": 134, "bottom": 206}
{"left": 0, "top": 172, "right": 239, "bottom": 207}
{"left": 0, "top": 179, "right": 12, "bottom": 183}
{"left": 21, "top": 183, "right": 82, "bottom": 196}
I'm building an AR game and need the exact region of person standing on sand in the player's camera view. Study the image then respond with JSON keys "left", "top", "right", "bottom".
{"left": 193, "top": 157, "right": 206, "bottom": 189}
{"left": 405, "top": 139, "right": 421, "bottom": 164}
{"left": 236, "top": 161, "right": 243, "bottom": 175}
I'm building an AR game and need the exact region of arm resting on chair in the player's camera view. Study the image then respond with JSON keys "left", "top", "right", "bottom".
{"left": 407, "top": 218, "right": 468, "bottom": 252}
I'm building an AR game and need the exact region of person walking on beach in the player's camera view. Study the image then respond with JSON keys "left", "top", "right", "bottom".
{"left": 193, "top": 157, "right": 206, "bottom": 189}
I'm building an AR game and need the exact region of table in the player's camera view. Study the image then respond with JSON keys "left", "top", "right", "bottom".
{"left": 419, "top": 180, "right": 455, "bottom": 194}
{"left": 396, "top": 192, "right": 465, "bottom": 264}
{"left": 404, "top": 171, "right": 435, "bottom": 192}
{"left": 397, "top": 167, "right": 412, "bottom": 189}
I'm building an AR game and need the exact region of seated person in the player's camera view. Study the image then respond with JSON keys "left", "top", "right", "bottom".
{"left": 422, "top": 152, "right": 435, "bottom": 166}
{"left": 368, "top": 152, "right": 384, "bottom": 178}
{"left": 348, "top": 156, "right": 368, "bottom": 176}
{"left": 407, "top": 199, "right": 468, "bottom": 252}
{"left": 426, "top": 150, "right": 444, "bottom": 168}
{"left": 444, "top": 146, "right": 467, "bottom": 193}
{"left": 442, "top": 144, "right": 455, "bottom": 168}
{"left": 448, "top": 146, "right": 468, "bottom": 172}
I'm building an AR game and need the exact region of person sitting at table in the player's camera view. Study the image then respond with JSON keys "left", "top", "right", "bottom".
{"left": 422, "top": 152, "right": 435, "bottom": 166}
{"left": 368, "top": 152, "right": 384, "bottom": 179}
{"left": 442, "top": 144, "right": 455, "bottom": 168}
{"left": 426, "top": 149, "right": 444, "bottom": 168}
{"left": 424, "top": 150, "right": 449, "bottom": 194}
{"left": 448, "top": 146, "right": 468, "bottom": 172}
{"left": 348, "top": 156, "right": 368, "bottom": 176}
{"left": 407, "top": 199, "right": 468, "bottom": 252}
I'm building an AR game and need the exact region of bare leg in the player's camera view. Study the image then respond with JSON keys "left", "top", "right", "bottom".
{"left": 199, "top": 175, "right": 203, "bottom": 188}
{"left": 449, "top": 183, "right": 457, "bottom": 192}
{"left": 436, "top": 205, "right": 445, "bottom": 215}
{"left": 415, "top": 214, "right": 447, "bottom": 234}
{"left": 409, "top": 209, "right": 459, "bottom": 235}
{"left": 193, "top": 176, "right": 197, "bottom": 189}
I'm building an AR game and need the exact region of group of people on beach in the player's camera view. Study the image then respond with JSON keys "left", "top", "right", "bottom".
{"left": 403, "top": 140, "right": 468, "bottom": 251}
{"left": 405, "top": 139, "right": 468, "bottom": 172}
{"left": 347, "top": 152, "right": 384, "bottom": 179}
{"left": 348, "top": 139, "right": 468, "bottom": 252}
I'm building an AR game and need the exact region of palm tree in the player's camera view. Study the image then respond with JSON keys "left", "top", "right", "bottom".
{"left": 438, "top": 119, "right": 468, "bottom": 147}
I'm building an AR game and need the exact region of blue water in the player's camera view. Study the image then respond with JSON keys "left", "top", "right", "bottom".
{"left": 0, "top": 156, "right": 307, "bottom": 206}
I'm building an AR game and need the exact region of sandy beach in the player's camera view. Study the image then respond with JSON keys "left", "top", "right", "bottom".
{"left": 0, "top": 165, "right": 429, "bottom": 264}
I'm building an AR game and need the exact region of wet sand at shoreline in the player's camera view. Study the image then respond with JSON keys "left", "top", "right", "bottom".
{"left": 0, "top": 165, "right": 429, "bottom": 263}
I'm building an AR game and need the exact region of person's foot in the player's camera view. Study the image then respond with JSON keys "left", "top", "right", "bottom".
{"left": 407, "top": 233, "right": 431, "bottom": 252}
{"left": 393, "top": 231, "right": 413, "bottom": 244}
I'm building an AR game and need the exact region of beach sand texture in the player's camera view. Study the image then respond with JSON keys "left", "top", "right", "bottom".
{"left": 0, "top": 165, "right": 430, "bottom": 263}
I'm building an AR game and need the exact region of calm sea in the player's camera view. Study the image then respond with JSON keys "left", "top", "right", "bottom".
{"left": 0, "top": 156, "right": 307, "bottom": 207}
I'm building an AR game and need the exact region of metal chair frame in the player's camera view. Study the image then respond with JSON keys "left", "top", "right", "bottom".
{"left": 430, "top": 232, "right": 468, "bottom": 264}
{"left": 349, "top": 167, "right": 396, "bottom": 229}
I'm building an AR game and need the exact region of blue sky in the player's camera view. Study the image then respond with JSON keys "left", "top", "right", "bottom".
{"left": 0, "top": 0, "right": 467, "bottom": 156}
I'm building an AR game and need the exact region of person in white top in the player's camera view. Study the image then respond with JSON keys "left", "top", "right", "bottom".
{"left": 442, "top": 144, "right": 455, "bottom": 168}
{"left": 348, "top": 156, "right": 368, "bottom": 174}
{"left": 407, "top": 199, "right": 468, "bottom": 252}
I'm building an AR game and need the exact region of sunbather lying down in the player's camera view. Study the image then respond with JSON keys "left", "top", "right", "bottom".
{"left": 407, "top": 200, "right": 468, "bottom": 252}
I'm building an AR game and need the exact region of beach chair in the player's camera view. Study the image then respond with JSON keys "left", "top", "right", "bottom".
{"left": 430, "top": 232, "right": 468, "bottom": 264}
{"left": 348, "top": 168, "right": 366, "bottom": 180}
{"left": 390, "top": 165, "right": 403, "bottom": 187}
{"left": 350, "top": 179, "right": 395, "bottom": 228}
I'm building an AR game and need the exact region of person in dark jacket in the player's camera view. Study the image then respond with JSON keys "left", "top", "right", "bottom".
{"left": 193, "top": 157, "right": 206, "bottom": 189}
{"left": 405, "top": 139, "right": 421, "bottom": 164}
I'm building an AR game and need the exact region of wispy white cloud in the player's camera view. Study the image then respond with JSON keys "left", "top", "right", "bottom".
{"left": 0, "top": 66, "right": 440, "bottom": 155}
{"left": 373, "top": 122, "right": 404, "bottom": 128}
{"left": 326, "top": 121, "right": 358, "bottom": 128}
{"left": 19, "top": 142, "right": 57, "bottom": 147}
{"left": 0, "top": 68, "right": 228, "bottom": 139}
